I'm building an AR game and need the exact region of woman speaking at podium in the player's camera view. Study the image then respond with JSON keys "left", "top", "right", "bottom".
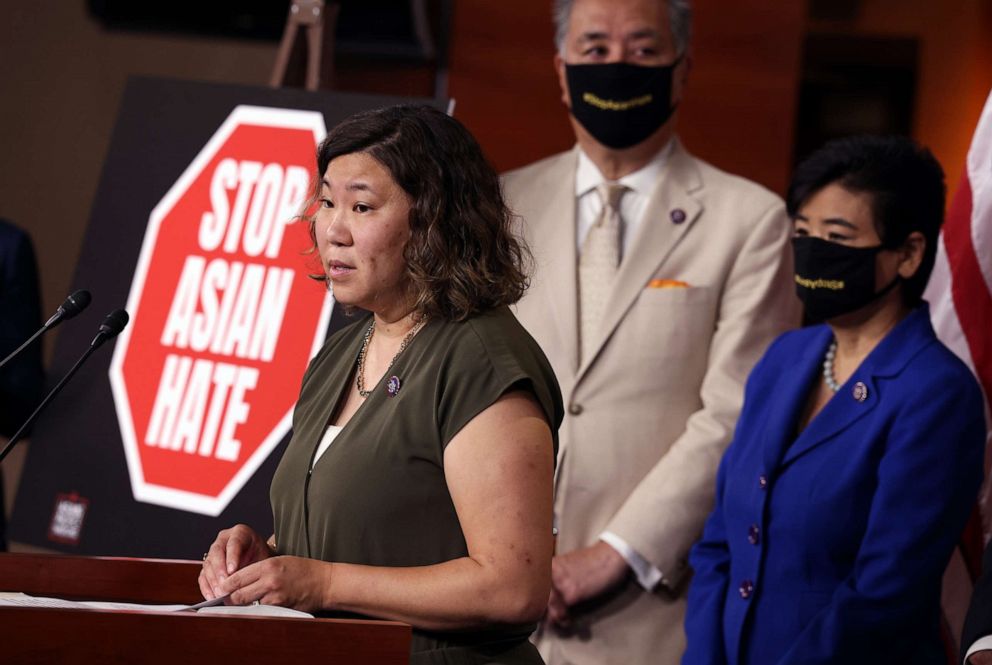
{"left": 200, "top": 104, "right": 563, "bottom": 665}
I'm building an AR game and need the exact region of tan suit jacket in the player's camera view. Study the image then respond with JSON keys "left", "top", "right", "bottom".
{"left": 503, "top": 140, "right": 799, "bottom": 665}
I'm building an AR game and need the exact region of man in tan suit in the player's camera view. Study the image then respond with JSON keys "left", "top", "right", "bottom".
{"left": 504, "top": 0, "right": 799, "bottom": 662}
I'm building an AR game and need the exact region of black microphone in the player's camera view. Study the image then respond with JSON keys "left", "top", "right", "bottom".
{"left": 0, "top": 289, "right": 92, "bottom": 370}
{"left": 0, "top": 308, "right": 129, "bottom": 465}
{"left": 45, "top": 289, "right": 92, "bottom": 328}
{"left": 91, "top": 309, "right": 129, "bottom": 348}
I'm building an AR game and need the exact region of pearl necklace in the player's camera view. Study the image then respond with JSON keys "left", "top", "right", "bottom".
{"left": 822, "top": 339, "right": 841, "bottom": 392}
{"left": 356, "top": 318, "right": 426, "bottom": 398}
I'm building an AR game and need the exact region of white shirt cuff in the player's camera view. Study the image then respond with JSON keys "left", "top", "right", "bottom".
{"left": 599, "top": 531, "right": 663, "bottom": 590}
{"left": 965, "top": 635, "right": 992, "bottom": 664}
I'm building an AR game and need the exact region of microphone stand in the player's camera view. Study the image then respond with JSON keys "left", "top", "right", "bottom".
{"left": 0, "top": 290, "right": 91, "bottom": 370}
{"left": 0, "top": 327, "right": 46, "bottom": 371}
{"left": 0, "top": 309, "right": 127, "bottom": 464}
{"left": 0, "top": 345, "right": 101, "bottom": 465}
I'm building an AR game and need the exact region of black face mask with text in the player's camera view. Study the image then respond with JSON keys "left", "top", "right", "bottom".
{"left": 792, "top": 236, "right": 900, "bottom": 323}
{"left": 564, "top": 59, "right": 681, "bottom": 150}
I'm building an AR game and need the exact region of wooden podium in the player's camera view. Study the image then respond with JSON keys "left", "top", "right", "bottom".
{"left": 0, "top": 553, "right": 411, "bottom": 663}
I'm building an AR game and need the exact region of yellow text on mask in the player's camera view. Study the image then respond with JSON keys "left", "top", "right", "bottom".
{"left": 582, "top": 92, "right": 653, "bottom": 111}
{"left": 795, "top": 275, "right": 845, "bottom": 290}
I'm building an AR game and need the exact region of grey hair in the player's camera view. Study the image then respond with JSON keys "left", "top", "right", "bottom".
{"left": 553, "top": 0, "right": 692, "bottom": 56}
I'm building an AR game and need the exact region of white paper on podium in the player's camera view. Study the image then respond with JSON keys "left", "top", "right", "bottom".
{"left": 0, "top": 591, "right": 312, "bottom": 617}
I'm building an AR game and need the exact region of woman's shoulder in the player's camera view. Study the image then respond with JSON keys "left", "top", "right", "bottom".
{"left": 875, "top": 307, "right": 981, "bottom": 399}
{"left": 434, "top": 307, "right": 542, "bottom": 361}
{"left": 432, "top": 307, "right": 562, "bottom": 406}
{"left": 427, "top": 307, "right": 564, "bottom": 449}
{"left": 902, "top": 335, "right": 983, "bottom": 401}
{"left": 464, "top": 305, "right": 534, "bottom": 341}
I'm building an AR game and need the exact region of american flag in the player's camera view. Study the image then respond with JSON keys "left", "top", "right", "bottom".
{"left": 927, "top": 88, "right": 992, "bottom": 659}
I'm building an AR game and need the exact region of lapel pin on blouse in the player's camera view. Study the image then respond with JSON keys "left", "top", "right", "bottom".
{"left": 852, "top": 381, "right": 869, "bottom": 402}
{"left": 670, "top": 208, "right": 687, "bottom": 224}
{"left": 386, "top": 375, "right": 402, "bottom": 397}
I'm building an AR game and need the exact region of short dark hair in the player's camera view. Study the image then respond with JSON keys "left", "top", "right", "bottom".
{"left": 553, "top": 0, "right": 693, "bottom": 56}
{"left": 786, "top": 135, "right": 946, "bottom": 305}
{"left": 305, "top": 104, "right": 530, "bottom": 321}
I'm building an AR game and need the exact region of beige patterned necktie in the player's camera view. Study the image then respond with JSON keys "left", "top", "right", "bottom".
{"left": 579, "top": 182, "right": 626, "bottom": 364}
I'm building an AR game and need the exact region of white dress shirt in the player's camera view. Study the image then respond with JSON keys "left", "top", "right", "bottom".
{"left": 574, "top": 140, "right": 674, "bottom": 258}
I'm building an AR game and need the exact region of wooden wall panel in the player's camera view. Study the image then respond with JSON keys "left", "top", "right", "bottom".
{"left": 447, "top": 0, "right": 805, "bottom": 195}
{"left": 681, "top": 1, "right": 805, "bottom": 194}
{"left": 807, "top": 0, "right": 992, "bottom": 200}
{"left": 446, "top": 1, "right": 576, "bottom": 174}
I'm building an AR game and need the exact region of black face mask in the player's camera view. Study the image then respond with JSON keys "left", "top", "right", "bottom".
{"left": 564, "top": 59, "right": 681, "bottom": 150}
{"left": 792, "top": 236, "right": 900, "bottom": 323}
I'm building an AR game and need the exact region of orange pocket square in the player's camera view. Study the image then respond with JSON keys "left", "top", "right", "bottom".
{"left": 647, "top": 279, "right": 690, "bottom": 289}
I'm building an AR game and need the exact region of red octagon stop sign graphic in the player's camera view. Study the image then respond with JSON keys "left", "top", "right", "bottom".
{"left": 110, "top": 106, "right": 331, "bottom": 516}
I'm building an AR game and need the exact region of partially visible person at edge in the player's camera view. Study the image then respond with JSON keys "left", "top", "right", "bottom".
{"left": 503, "top": 0, "right": 798, "bottom": 662}
{"left": 682, "top": 135, "right": 986, "bottom": 665}
{"left": 0, "top": 218, "right": 45, "bottom": 551}
{"left": 961, "top": 536, "right": 992, "bottom": 663}
{"left": 200, "top": 104, "right": 564, "bottom": 665}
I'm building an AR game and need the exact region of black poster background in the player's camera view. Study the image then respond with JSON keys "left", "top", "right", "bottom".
{"left": 9, "top": 77, "right": 442, "bottom": 558}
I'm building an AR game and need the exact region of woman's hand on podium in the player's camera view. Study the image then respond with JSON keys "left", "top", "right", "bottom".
{"left": 219, "top": 556, "right": 333, "bottom": 613}
{"left": 199, "top": 524, "right": 274, "bottom": 600}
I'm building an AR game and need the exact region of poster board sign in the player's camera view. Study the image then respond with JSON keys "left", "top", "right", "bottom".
{"left": 9, "top": 76, "right": 444, "bottom": 557}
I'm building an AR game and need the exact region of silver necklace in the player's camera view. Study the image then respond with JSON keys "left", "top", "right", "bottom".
{"left": 822, "top": 339, "right": 841, "bottom": 392}
{"left": 356, "top": 318, "right": 426, "bottom": 398}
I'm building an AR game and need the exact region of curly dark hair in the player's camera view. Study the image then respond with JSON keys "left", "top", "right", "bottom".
{"left": 303, "top": 104, "right": 530, "bottom": 322}
{"left": 787, "top": 134, "right": 946, "bottom": 306}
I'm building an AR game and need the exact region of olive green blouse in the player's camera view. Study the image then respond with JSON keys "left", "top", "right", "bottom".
{"left": 270, "top": 306, "right": 562, "bottom": 664}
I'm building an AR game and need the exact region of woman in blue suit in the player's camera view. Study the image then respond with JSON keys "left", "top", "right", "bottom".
{"left": 682, "top": 135, "right": 987, "bottom": 665}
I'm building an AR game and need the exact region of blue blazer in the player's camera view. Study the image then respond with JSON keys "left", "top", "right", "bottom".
{"left": 682, "top": 305, "right": 986, "bottom": 665}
